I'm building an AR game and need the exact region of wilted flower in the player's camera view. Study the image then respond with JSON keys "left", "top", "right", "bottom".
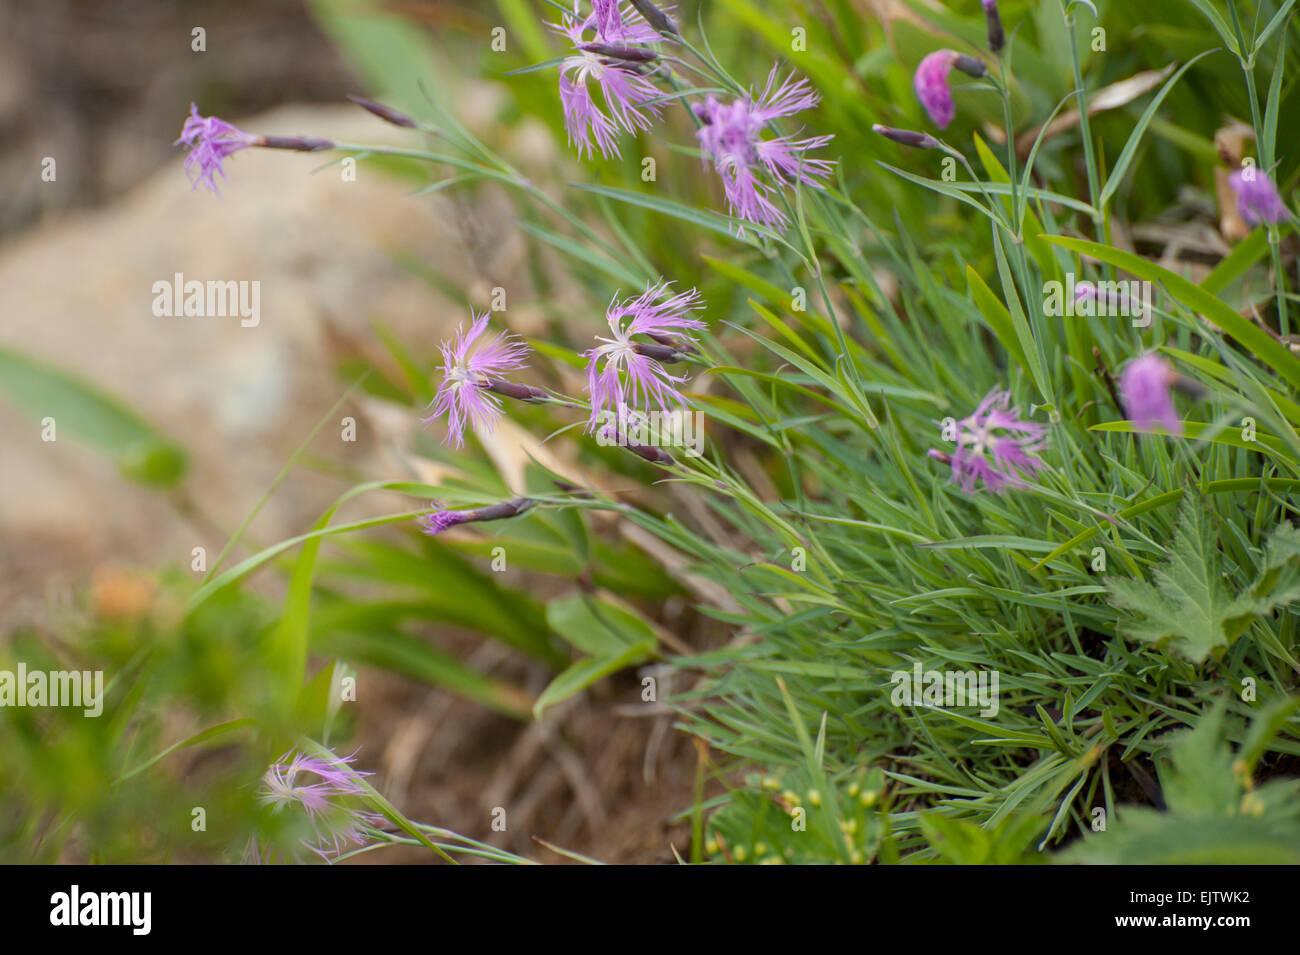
{"left": 176, "top": 106, "right": 259, "bottom": 194}
{"left": 552, "top": 2, "right": 665, "bottom": 158}
{"left": 914, "top": 51, "right": 986, "bottom": 130}
{"left": 421, "top": 497, "right": 535, "bottom": 537}
{"left": 1228, "top": 168, "right": 1289, "bottom": 228}
{"left": 176, "top": 104, "right": 334, "bottom": 194}
{"left": 1119, "top": 353, "right": 1181, "bottom": 435}
{"left": 427, "top": 311, "right": 531, "bottom": 448}
{"left": 693, "top": 67, "right": 834, "bottom": 230}
{"left": 939, "top": 389, "right": 1047, "bottom": 493}
{"left": 586, "top": 282, "right": 705, "bottom": 428}
{"left": 261, "top": 750, "right": 383, "bottom": 860}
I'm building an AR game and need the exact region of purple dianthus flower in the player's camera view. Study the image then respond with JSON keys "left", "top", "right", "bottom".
{"left": 421, "top": 497, "right": 535, "bottom": 537}
{"left": 552, "top": 1, "right": 665, "bottom": 158}
{"left": 427, "top": 311, "right": 531, "bottom": 448}
{"left": 941, "top": 389, "right": 1047, "bottom": 493}
{"left": 585, "top": 282, "right": 704, "bottom": 429}
{"left": 693, "top": 67, "right": 835, "bottom": 230}
{"left": 914, "top": 50, "right": 985, "bottom": 130}
{"left": 261, "top": 749, "right": 383, "bottom": 860}
{"left": 1119, "top": 353, "right": 1181, "bottom": 435}
{"left": 1228, "top": 168, "right": 1289, "bottom": 228}
{"left": 175, "top": 105, "right": 258, "bottom": 194}
{"left": 176, "top": 104, "right": 333, "bottom": 195}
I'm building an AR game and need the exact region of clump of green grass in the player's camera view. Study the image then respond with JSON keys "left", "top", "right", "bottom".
{"left": 3, "top": 0, "right": 1298, "bottom": 864}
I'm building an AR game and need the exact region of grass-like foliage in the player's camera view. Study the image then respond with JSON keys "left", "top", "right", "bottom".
{"left": 2, "top": 0, "right": 1298, "bottom": 864}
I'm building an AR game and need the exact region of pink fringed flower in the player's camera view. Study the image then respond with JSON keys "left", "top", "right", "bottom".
{"left": 592, "top": 0, "right": 624, "bottom": 36}
{"left": 176, "top": 104, "right": 333, "bottom": 195}
{"left": 421, "top": 497, "right": 535, "bottom": 537}
{"left": 585, "top": 282, "right": 704, "bottom": 429}
{"left": 914, "top": 50, "right": 985, "bottom": 130}
{"left": 1228, "top": 168, "right": 1289, "bottom": 228}
{"left": 1119, "top": 353, "right": 1181, "bottom": 435}
{"left": 175, "top": 105, "right": 258, "bottom": 194}
{"left": 427, "top": 311, "right": 531, "bottom": 448}
{"left": 693, "top": 67, "right": 835, "bottom": 230}
{"left": 261, "top": 750, "right": 384, "bottom": 860}
{"left": 552, "top": 2, "right": 665, "bottom": 158}
{"left": 940, "top": 389, "right": 1047, "bottom": 493}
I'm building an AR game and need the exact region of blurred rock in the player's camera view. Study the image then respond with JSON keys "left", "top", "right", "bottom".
{"left": 0, "top": 0, "right": 355, "bottom": 235}
{"left": 0, "top": 105, "right": 485, "bottom": 613}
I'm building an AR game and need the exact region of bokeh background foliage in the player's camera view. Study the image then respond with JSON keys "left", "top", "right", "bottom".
{"left": 2, "top": 0, "right": 1299, "bottom": 863}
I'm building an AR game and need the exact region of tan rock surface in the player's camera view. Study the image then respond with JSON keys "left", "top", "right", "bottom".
{"left": 0, "top": 105, "right": 475, "bottom": 614}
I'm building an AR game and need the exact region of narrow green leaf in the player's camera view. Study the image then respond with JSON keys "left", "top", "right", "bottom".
{"left": 1099, "top": 52, "right": 1217, "bottom": 209}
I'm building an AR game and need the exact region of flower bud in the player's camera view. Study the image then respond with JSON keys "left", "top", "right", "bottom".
{"left": 629, "top": 0, "right": 678, "bottom": 37}
{"left": 486, "top": 380, "right": 549, "bottom": 402}
{"left": 982, "top": 0, "right": 1005, "bottom": 54}
{"left": 257, "top": 135, "right": 334, "bottom": 152}
{"left": 872, "top": 124, "right": 942, "bottom": 150}
{"left": 953, "top": 55, "right": 987, "bottom": 79}
{"left": 579, "top": 42, "right": 658, "bottom": 63}
{"left": 347, "top": 95, "right": 418, "bottom": 128}
{"left": 632, "top": 341, "right": 689, "bottom": 363}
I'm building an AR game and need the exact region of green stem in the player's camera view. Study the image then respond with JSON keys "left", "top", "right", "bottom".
{"left": 1063, "top": 5, "right": 1104, "bottom": 243}
{"left": 1226, "top": 0, "right": 1289, "bottom": 336}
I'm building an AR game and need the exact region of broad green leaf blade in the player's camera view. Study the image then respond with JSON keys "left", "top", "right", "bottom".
{"left": 545, "top": 594, "right": 658, "bottom": 656}
{"left": 0, "top": 346, "right": 188, "bottom": 487}
{"left": 533, "top": 643, "right": 652, "bottom": 718}
{"left": 1044, "top": 236, "right": 1300, "bottom": 389}
{"left": 314, "top": 620, "right": 533, "bottom": 719}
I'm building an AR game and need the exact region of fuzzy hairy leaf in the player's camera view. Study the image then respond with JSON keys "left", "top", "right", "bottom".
{"left": 1239, "top": 524, "right": 1300, "bottom": 619}
{"left": 1066, "top": 704, "right": 1300, "bottom": 864}
{"left": 1106, "top": 499, "right": 1299, "bottom": 662}
{"left": 1104, "top": 497, "right": 1240, "bottom": 662}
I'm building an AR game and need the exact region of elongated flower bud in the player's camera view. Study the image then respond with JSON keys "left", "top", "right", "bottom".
{"left": 624, "top": 438, "right": 675, "bottom": 466}
{"left": 421, "top": 497, "right": 535, "bottom": 536}
{"left": 872, "top": 124, "right": 941, "bottom": 150}
{"left": 347, "top": 95, "right": 417, "bottom": 129}
{"left": 633, "top": 341, "right": 689, "bottom": 363}
{"left": 953, "top": 55, "right": 987, "bottom": 78}
{"left": 579, "top": 42, "right": 659, "bottom": 63}
{"left": 257, "top": 134, "right": 335, "bottom": 152}
{"left": 645, "top": 331, "right": 696, "bottom": 352}
{"left": 927, "top": 449, "right": 953, "bottom": 466}
{"left": 486, "top": 379, "right": 549, "bottom": 402}
{"left": 630, "top": 0, "right": 678, "bottom": 36}
{"left": 982, "top": 0, "right": 1005, "bottom": 54}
